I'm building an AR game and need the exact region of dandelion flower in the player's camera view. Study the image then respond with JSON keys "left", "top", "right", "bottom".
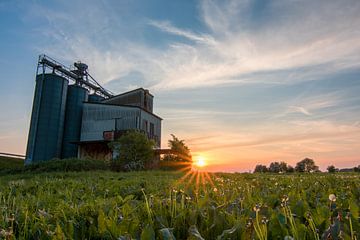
{"left": 253, "top": 204, "right": 261, "bottom": 212}
{"left": 329, "top": 194, "right": 337, "bottom": 202}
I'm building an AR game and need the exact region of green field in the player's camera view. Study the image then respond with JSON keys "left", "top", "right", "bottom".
{"left": 0, "top": 166, "right": 359, "bottom": 239}
{"left": 0, "top": 156, "right": 24, "bottom": 171}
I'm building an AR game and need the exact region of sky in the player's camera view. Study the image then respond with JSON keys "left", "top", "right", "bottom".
{"left": 0, "top": 0, "right": 359, "bottom": 172}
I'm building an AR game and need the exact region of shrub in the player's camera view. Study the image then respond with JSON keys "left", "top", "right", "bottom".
{"left": 0, "top": 156, "right": 24, "bottom": 170}
{"left": 24, "top": 158, "right": 109, "bottom": 173}
{"left": 109, "top": 130, "right": 155, "bottom": 171}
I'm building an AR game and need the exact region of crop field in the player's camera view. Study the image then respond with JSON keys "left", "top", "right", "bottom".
{"left": 0, "top": 170, "right": 359, "bottom": 239}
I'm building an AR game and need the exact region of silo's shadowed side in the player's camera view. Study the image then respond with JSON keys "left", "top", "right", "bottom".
{"left": 61, "top": 85, "right": 88, "bottom": 158}
{"left": 88, "top": 94, "right": 105, "bottom": 103}
{"left": 25, "top": 74, "right": 68, "bottom": 164}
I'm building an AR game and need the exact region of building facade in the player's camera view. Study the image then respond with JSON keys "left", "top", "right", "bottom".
{"left": 78, "top": 88, "right": 162, "bottom": 160}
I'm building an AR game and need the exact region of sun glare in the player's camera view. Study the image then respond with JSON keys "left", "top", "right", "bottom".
{"left": 194, "top": 156, "right": 207, "bottom": 168}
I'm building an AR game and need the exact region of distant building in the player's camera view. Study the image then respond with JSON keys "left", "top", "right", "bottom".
{"left": 25, "top": 55, "right": 162, "bottom": 164}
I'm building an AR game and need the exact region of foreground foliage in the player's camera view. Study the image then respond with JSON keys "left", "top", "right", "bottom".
{"left": 0, "top": 171, "right": 359, "bottom": 239}
{"left": 0, "top": 158, "right": 109, "bottom": 175}
{"left": 109, "top": 131, "right": 156, "bottom": 171}
{"left": 0, "top": 156, "right": 23, "bottom": 171}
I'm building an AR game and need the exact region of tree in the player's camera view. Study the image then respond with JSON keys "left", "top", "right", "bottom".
{"left": 268, "top": 161, "right": 288, "bottom": 173}
{"left": 109, "top": 130, "right": 155, "bottom": 171}
{"left": 161, "top": 134, "right": 192, "bottom": 171}
{"left": 327, "top": 165, "right": 338, "bottom": 173}
{"left": 295, "top": 158, "right": 319, "bottom": 172}
{"left": 279, "top": 161, "right": 288, "bottom": 173}
{"left": 286, "top": 165, "right": 295, "bottom": 173}
{"left": 354, "top": 165, "right": 360, "bottom": 172}
{"left": 254, "top": 165, "right": 268, "bottom": 173}
{"left": 269, "top": 162, "right": 281, "bottom": 173}
{"left": 164, "top": 134, "right": 192, "bottom": 162}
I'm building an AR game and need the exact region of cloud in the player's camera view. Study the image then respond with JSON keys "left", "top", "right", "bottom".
{"left": 288, "top": 106, "right": 312, "bottom": 116}
{"left": 270, "top": 91, "right": 344, "bottom": 119}
{"left": 148, "top": 20, "right": 216, "bottom": 45}
{"left": 186, "top": 119, "right": 360, "bottom": 152}
{"left": 23, "top": 0, "right": 360, "bottom": 91}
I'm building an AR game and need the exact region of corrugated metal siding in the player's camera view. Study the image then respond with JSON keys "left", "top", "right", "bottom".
{"left": 80, "top": 103, "right": 161, "bottom": 147}
{"left": 88, "top": 94, "right": 105, "bottom": 103}
{"left": 80, "top": 103, "right": 140, "bottom": 141}
{"left": 104, "top": 91, "right": 142, "bottom": 108}
{"left": 141, "top": 110, "right": 161, "bottom": 147}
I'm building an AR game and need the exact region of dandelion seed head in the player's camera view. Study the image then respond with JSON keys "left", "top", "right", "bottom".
{"left": 329, "top": 194, "right": 337, "bottom": 202}
{"left": 253, "top": 204, "right": 261, "bottom": 212}
{"left": 284, "top": 236, "right": 294, "bottom": 240}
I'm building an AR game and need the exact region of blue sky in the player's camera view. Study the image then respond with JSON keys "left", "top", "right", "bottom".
{"left": 0, "top": 0, "right": 359, "bottom": 171}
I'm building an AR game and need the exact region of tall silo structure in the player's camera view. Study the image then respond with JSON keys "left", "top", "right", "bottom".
{"left": 25, "top": 73, "right": 69, "bottom": 164}
{"left": 61, "top": 85, "right": 89, "bottom": 158}
{"left": 88, "top": 94, "right": 105, "bottom": 103}
{"left": 25, "top": 55, "right": 114, "bottom": 165}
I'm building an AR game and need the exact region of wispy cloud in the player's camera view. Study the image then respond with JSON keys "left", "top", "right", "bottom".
{"left": 186, "top": 119, "right": 360, "bottom": 152}
{"left": 288, "top": 106, "right": 312, "bottom": 116}
{"left": 271, "top": 91, "right": 343, "bottom": 119}
{"left": 148, "top": 20, "right": 216, "bottom": 45}
{"left": 23, "top": 0, "right": 360, "bottom": 91}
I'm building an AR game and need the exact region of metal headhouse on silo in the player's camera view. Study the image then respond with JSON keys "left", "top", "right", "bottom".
{"left": 25, "top": 55, "right": 113, "bottom": 164}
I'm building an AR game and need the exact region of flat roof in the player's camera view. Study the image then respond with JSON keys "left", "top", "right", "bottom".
{"left": 103, "top": 88, "right": 154, "bottom": 102}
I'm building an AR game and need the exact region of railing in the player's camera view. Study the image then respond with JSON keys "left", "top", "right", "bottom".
{"left": 0, "top": 152, "right": 26, "bottom": 159}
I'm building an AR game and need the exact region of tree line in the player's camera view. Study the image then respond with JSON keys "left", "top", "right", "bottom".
{"left": 254, "top": 158, "right": 360, "bottom": 173}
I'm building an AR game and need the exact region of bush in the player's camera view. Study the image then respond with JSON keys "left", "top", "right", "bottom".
{"left": 109, "top": 130, "right": 155, "bottom": 171}
{"left": 159, "top": 160, "right": 191, "bottom": 171}
{"left": 0, "top": 156, "right": 24, "bottom": 170}
{"left": 24, "top": 158, "right": 109, "bottom": 173}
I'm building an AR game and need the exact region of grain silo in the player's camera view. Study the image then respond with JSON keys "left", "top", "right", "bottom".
{"left": 25, "top": 55, "right": 113, "bottom": 164}
{"left": 61, "top": 85, "right": 89, "bottom": 158}
{"left": 25, "top": 73, "right": 68, "bottom": 164}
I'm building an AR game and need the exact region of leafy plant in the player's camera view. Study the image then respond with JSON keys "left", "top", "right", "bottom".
{"left": 0, "top": 170, "right": 359, "bottom": 239}
{"left": 109, "top": 130, "right": 155, "bottom": 171}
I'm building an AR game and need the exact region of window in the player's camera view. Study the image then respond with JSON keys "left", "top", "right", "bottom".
{"left": 143, "top": 120, "right": 148, "bottom": 132}
{"left": 150, "top": 123, "right": 154, "bottom": 136}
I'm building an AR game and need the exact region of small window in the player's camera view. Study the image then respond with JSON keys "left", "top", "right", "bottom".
{"left": 150, "top": 123, "right": 154, "bottom": 136}
{"left": 143, "top": 120, "right": 148, "bottom": 132}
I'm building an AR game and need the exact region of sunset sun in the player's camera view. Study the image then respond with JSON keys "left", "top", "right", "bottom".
{"left": 194, "top": 156, "right": 207, "bottom": 168}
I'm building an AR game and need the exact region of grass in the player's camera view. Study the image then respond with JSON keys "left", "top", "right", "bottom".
{"left": 0, "top": 168, "right": 359, "bottom": 239}
{"left": 0, "top": 157, "right": 109, "bottom": 175}
{"left": 0, "top": 156, "right": 24, "bottom": 171}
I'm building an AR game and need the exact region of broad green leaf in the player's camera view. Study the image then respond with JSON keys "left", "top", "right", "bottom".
{"left": 159, "top": 228, "right": 176, "bottom": 240}
{"left": 141, "top": 225, "right": 155, "bottom": 240}
{"left": 188, "top": 225, "right": 204, "bottom": 240}
{"left": 216, "top": 223, "right": 239, "bottom": 240}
